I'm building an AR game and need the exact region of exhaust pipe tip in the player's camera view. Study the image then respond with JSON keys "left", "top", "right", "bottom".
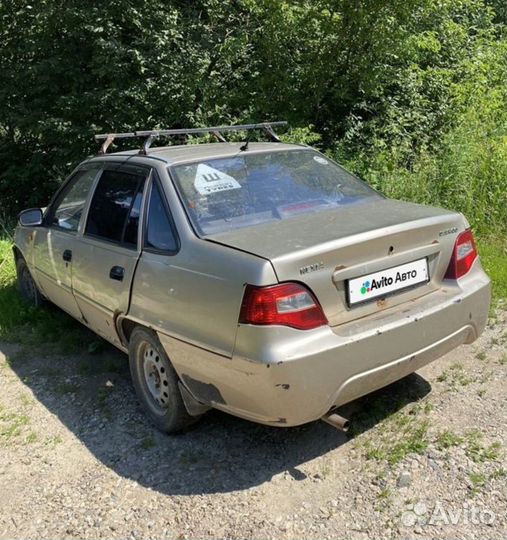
{"left": 322, "top": 412, "right": 350, "bottom": 432}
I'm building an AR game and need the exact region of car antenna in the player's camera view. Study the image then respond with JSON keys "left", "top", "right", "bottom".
{"left": 240, "top": 125, "right": 256, "bottom": 151}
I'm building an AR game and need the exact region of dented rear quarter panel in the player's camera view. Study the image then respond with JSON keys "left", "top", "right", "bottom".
{"left": 127, "top": 163, "right": 277, "bottom": 358}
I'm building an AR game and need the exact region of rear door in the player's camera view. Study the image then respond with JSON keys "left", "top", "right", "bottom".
{"left": 71, "top": 163, "right": 150, "bottom": 347}
{"left": 33, "top": 164, "right": 102, "bottom": 320}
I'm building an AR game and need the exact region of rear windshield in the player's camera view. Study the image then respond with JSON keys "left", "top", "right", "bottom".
{"left": 170, "top": 149, "right": 381, "bottom": 235}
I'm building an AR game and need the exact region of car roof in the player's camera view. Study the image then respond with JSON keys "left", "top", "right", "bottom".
{"left": 96, "top": 142, "right": 306, "bottom": 166}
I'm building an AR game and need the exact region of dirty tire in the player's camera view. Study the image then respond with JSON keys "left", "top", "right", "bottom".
{"left": 16, "top": 258, "right": 44, "bottom": 307}
{"left": 128, "top": 327, "right": 200, "bottom": 433}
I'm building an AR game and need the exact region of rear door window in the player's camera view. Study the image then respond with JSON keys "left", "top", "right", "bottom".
{"left": 85, "top": 169, "right": 146, "bottom": 247}
{"left": 145, "top": 181, "right": 178, "bottom": 252}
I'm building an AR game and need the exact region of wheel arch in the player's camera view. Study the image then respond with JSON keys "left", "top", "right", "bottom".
{"left": 12, "top": 244, "right": 24, "bottom": 263}
{"left": 125, "top": 320, "right": 208, "bottom": 425}
{"left": 117, "top": 316, "right": 137, "bottom": 347}
{"left": 117, "top": 316, "right": 154, "bottom": 348}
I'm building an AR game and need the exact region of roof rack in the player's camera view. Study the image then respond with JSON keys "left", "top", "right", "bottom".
{"left": 94, "top": 121, "right": 288, "bottom": 155}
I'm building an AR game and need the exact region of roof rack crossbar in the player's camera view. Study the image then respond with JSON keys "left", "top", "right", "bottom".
{"left": 94, "top": 122, "right": 287, "bottom": 154}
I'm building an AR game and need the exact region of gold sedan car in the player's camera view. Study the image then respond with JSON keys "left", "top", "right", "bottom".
{"left": 13, "top": 124, "right": 491, "bottom": 433}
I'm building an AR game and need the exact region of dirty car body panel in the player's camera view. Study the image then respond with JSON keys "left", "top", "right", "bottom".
{"left": 14, "top": 141, "right": 491, "bottom": 428}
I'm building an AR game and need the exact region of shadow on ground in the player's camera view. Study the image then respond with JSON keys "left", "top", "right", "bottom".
{"left": 1, "top": 325, "right": 431, "bottom": 496}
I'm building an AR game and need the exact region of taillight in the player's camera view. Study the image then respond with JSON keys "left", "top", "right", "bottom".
{"left": 239, "top": 282, "right": 328, "bottom": 330}
{"left": 444, "top": 229, "right": 478, "bottom": 280}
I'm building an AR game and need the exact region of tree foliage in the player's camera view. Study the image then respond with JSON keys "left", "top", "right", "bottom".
{"left": 0, "top": 0, "right": 505, "bottom": 235}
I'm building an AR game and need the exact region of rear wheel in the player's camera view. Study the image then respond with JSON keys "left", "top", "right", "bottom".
{"left": 128, "top": 327, "right": 199, "bottom": 433}
{"left": 16, "top": 258, "right": 44, "bottom": 307}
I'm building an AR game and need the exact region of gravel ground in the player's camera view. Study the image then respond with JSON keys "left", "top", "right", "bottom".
{"left": 0, "top": 308, "right": 505, "bottom": 539}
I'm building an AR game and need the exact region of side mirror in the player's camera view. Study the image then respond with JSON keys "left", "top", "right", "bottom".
{"left": 18, "top": 208, "right": 43, "bottom": 227}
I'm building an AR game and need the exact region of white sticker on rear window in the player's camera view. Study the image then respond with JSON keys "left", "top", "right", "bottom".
{"left": 313, "top": 155, "right": 329, "bottom": 165}
{"left": 194, "top": 164, "right": 241, "bottom": 195}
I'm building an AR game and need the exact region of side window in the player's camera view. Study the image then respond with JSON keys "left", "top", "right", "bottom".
{"left": 85, "top": 169, "right": 146, "bottom": 246}
{"left": 145, "top": 181, "right": 178, "bottom": 252}
{"left": 51, "top": 168, "right": 99, "bottom": 232}
{"left": 123, "top": 189, "right": 144, "bottom": 246}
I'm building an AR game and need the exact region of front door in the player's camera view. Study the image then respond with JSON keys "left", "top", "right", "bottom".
{"left": 71, "top": 164, "right": 149, "bottom": 347}
{"left": 33, "top": 165, "right": 101, "bottom": 320}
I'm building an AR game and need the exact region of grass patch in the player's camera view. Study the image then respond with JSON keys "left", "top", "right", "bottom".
{"left": 19, "top": 393, "right": 33, "bottom": 407}
{"left": 0, "top": 404, "right": 30, "bottom": 445}
{"left": 436, "top": 430, "right": 463, "bottom": 450}
{"left": 475, "top": 351, "right": 487, "bottom": 361}
{"left": 437, "top": 363, "right": 473, "bottom": 389}
{"left": 78, "top": 355, "right": 124, "bottom": 376}
{"left": 364, "top": 419, "right": 429, "bottom": 465}
{"left": 44, "top": 435, "right": 63, "bottom": 447}
{"left": 25, "top": 432, "right": 38, "bottom": 444}
{"left": 139, "top": 435, "right": 156, "bottom": 450}
{"left": 360, "top": 403, "right": 431, "bottom": 466}
{"left": 179, "top": 449, "right": 205, "bottom": 465}
{"left": 434, "top": 429, "right": 503, "bottom": 462}
{"left": 464, "top": 429, "right": 503, "bottom": 463}
{"left": 436, "top": 371, "right": 448, "bottom": 383}
{"left": 0, "top": 239, "right": 94, "bottom": 352}
{"left": 468, "top": 472, "right": 487, "bottom": 492}
{"left": 95, "top": 385, "right": 114, "bottom": 420}
{"left": 479, "top": 239, "right": 507, "bottom": 308}
{"left": 55, "top": 381, "right": 79, "bottom": 395}
{"left": 374, "top": 487, "right": 392, "bottom": 511}
{"left": 490, "top": 468, "right": 507, "bottom": 480}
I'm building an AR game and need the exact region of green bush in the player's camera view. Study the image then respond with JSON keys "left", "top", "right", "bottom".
{"left": 1, "top": 0, "right": 505, "bottom": 221}
{"left": 336, "top": 37, "right": 507, "bottom": 238}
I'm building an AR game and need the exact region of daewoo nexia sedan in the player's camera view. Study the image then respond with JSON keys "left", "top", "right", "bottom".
{"left": 14, "top": 123, "right": 491, "bottom": 433}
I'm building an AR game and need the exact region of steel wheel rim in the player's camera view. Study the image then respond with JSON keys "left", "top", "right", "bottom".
{"left": 141, "top": 342, "right": 170, "bottom": 412}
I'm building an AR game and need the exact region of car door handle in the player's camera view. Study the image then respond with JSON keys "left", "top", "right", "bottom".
{"left": 109, "top": 266, "right": 125, "bottom": 281}
{"left": 62, "top": 249, "right": 72, "bottom": 262}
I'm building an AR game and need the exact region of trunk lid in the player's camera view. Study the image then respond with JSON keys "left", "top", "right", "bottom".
{"left": 207, "top": 199, "right": 464, "bottom": 327}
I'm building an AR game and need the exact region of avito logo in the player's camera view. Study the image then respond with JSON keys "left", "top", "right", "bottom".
{"left": 360, "top": 280, "right": 371, "bottom": 295}
{"left": 360, "top": 269, "right": 418, "bottom": 295}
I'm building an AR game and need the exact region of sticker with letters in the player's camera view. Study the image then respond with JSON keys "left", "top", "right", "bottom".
{"left": 194, "top": 164, "right": 241, "bottom": 195}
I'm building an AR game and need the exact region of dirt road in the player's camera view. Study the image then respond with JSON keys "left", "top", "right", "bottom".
{"left": 0, "top": 309, "right": 505, "bottom": 539}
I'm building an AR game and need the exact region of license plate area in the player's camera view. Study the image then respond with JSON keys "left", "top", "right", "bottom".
{"left": 347, "top": 258, "right": 429, "bottom": 307}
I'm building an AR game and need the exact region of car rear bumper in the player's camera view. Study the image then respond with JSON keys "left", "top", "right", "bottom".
{"left": 161, "top": 267, "right": 490, "bottom": 427}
